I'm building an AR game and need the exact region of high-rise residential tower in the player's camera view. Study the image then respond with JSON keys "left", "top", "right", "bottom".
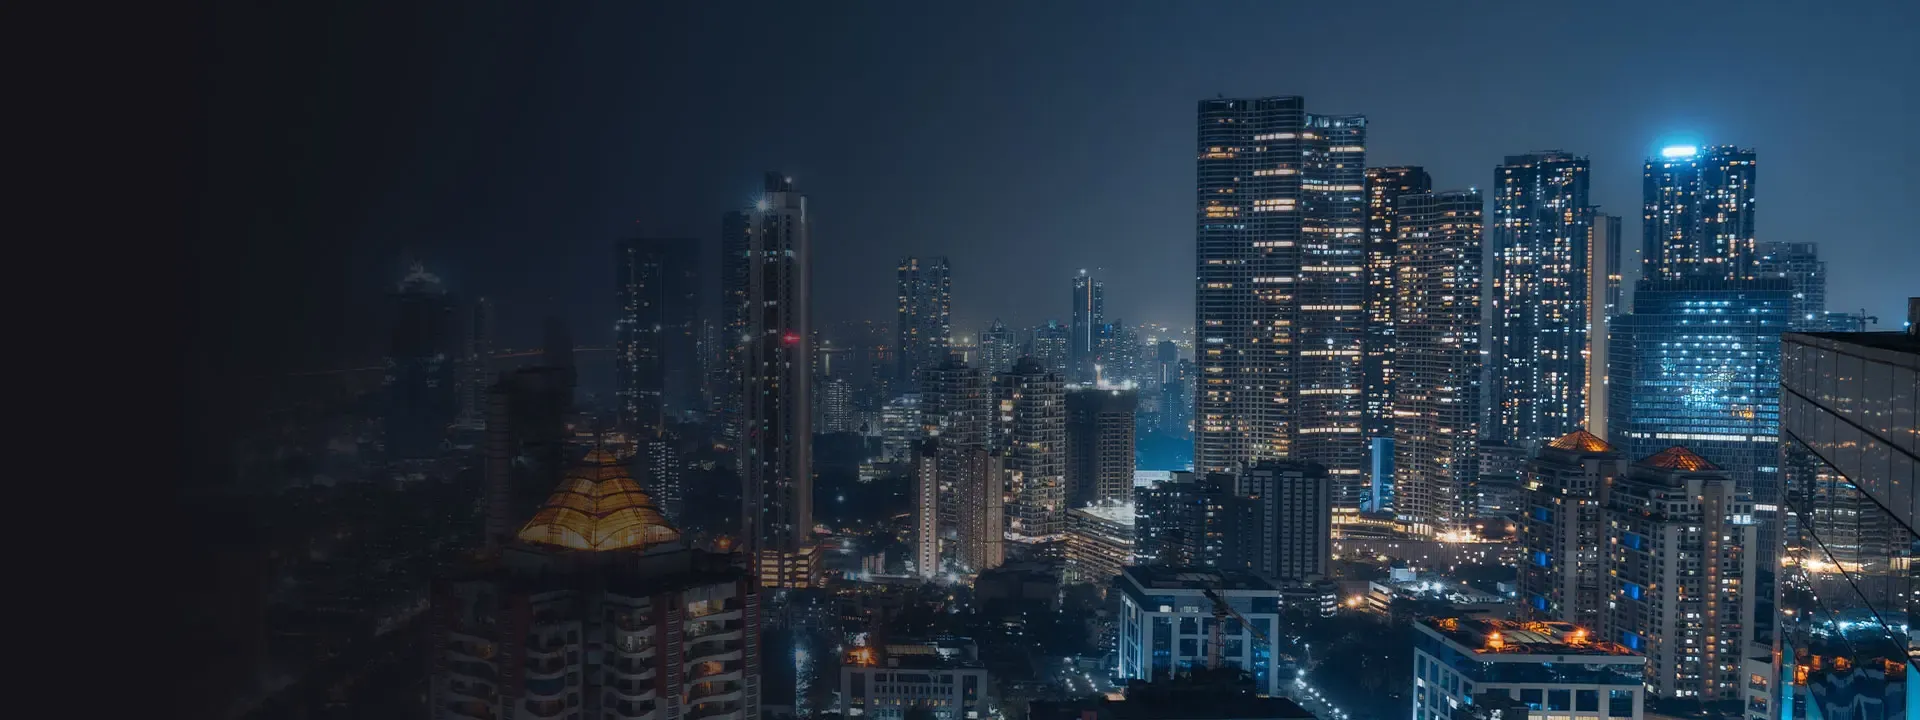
{"left": 1391, "top": 190, "right": 1484, "bottom": 536}
{"left": 1028, "top": 321, "right": 1070, "bottom": 377}
{"left": 738, "top": 172, "right": 814, "bottom": 588}
{"left": 992, "top": 357, "right": 1065, "bottom": 537}
{"left": 1070, "top": 271, "right": 1105, "bottom": 383}
{"left": 978, "top": 319, "right": 1017, "bottom": 375}
{"left": 433, "top": 449, "right": 761, "bottom": 720}
{"left": 1491, "top": 152, "right": 1593, "bottom": 448}
{"left": 386, "top": 263, "right": 457, "bottom": 460}
{"left": 1642, "top": 145, "right": 1758, "bottom": 282}
{"left": 1238, "top": 459, "right": 1331, "bottom": 582}
{"left": 616, "top": 237, "right": 700, "bottom": 434}
{"left": 896, "top": 256, "right": 952, "bottom": 385}
{"left": 1065, "top": 385, "right": 1137, "bottom": 508}
{"left": 1755, "top": 241, "right": 1827, "bottom": 331}
{"left": 1587, "top": 214, "right": 1621, "bottom": 437}
{"left": 923, "top": 355, "right": 993, "bottom": 558}
{"left": 1362, "top": 166, "right": 1432, "bottom": 444}
{"left": 1517, "top": 430, "right": 1623, "bottom": 631}
{"left": 1606, "top": 446, "right": 1759, "bottom": 702}
{"left": 1194, "top": 96, "right": 1370, "bottom": 507}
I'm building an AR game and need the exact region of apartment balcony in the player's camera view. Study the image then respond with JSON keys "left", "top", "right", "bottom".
{"left": 685, "top": 700, "right": 744, "bottom": 720}
{"left": 684, "top": 646, "right": 743, "bottom": 667}
{"left": 607, "top": 680, "right": 658, "bottom": 701}
{"left": 686, "top": 660, "right": 744, "bottom": 683}
{"left": 610, "top": 698, "right": 659, "bottom": 718}
{"left": 609, "top": 658, "right": 660, "bottom": 680}
{"left": 686, "top": 681, "right": 743, "bottom": 706}
{"left": 522, "top": 698, "right": 568, "bottom": 718}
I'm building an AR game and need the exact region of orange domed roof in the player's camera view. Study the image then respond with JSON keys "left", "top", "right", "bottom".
{"left": 1546, "top": 429, "right": 1614, "bottom": 453}
{"left": 517, "top": 447, "right": 681, "bottom": 552}
{"left": 1636, "top": 446, "right": 1719, "bottom": 472}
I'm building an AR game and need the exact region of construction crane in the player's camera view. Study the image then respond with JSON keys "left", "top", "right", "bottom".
{"left": 1200, "top": 586, "right": 1273, "bottom": 671}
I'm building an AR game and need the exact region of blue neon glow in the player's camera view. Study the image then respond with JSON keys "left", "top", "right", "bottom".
{"left": 1661, "top": 145, "right": 1697, "bottom": 158}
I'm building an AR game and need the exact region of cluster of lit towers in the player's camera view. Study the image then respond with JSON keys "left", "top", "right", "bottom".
{"left": 411, "top": 91, "right": 1912, "bottom": 720}
{"left": 1190, "top": 95, "right": 1912, "bottom": 718}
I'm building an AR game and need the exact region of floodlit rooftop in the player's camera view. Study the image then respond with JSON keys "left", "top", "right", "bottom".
{"left": 1545, "top": 429, "right": 1614, "bottom": 453}
{"left": 1419, "top": 617, "right": 1639, "bottom": 658}
{"left": 1636, "top": 446, "right": 1719, "bottom": 472}
{"left": 517, "top": 447, "right": 681, "bottom": 552}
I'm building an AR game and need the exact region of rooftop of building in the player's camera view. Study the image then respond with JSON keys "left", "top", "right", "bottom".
{"left": 1418, "top": 617, "right": 1640, "bottom": 659}
{"left": 516, "top": 446, "right": 681, "bottom": 552}
{"left": 1071, "top": 501, "right": 1137, "bottom": 526}
{"left": 1635, "top": 446, "right": 1720, "bottom": 472}
{"left": 1545, "top": 429, "right": 1614, "bottom": 454}
{"left": 1122, "top": 566, "right": 1277, "bottom": 593}
{"left": 1787, "top": 330, "right": 1920, "bottom": 356}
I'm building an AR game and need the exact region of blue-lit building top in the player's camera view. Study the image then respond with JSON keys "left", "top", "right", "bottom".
{"left": 1642, "top": 144, "right": 1757, "bottom": 283}
{"left": 1609, "top": 278, "right": 1790, "bottom": 510}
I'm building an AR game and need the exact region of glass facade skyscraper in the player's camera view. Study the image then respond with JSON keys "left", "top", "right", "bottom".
{"left": 1363, "top": 166, "right": 1432, "bottom": 445}
{"left": 1609, "top": 279, "right": 1790, "bottom": 506}
{"left": 1194, "top": 96, "right": 1369, "bottom": 509}
{"left": 1774, "top": 331, "right": 1916, "bottom": 720}
{"left": 1491, "top": 152, "right": 1593, "bottom": 447}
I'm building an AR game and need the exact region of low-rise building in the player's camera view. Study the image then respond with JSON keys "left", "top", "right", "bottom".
{"left": 1115, "top": 567, "right": 1284, "bottom": 697}
{"left": 839, "top": 640, "right": 992, "bottom": 720}
{"left": 1065, "top": 502, "right": 1136, "bottom": 586}
{"left": 1412, "top": 616, "right": 1646, "bottom": 720}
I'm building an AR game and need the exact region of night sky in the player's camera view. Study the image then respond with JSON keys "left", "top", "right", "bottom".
{"left": 195, "top": 0, "right": 1917, "bottom": 379}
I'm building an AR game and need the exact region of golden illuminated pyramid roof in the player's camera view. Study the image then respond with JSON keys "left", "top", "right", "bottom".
{"left": 1545, "top": 429, "right": 1614, "bottom": 453}
{"left": 517, "top": 447, "right": 682, "bottom": 552}
{"left": 1637, "top": 446, "right": 1720, "bottom": 472}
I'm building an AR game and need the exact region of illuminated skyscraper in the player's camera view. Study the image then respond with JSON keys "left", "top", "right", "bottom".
{"left": 1517, "top": 430, "right": 1621, "bottom": 632}
{"left": 1610, "top": 280, "right": 1789, "bottom": 518}
{"left": 1363, "top": 166, "right": 1431, "bottom": 444}
{"left": 1642, "top": 145, "right": 1757, "bottom": 282}
{"left": 1071, "top": 271, "right": 1105, "bottom": 383}
{"left": 1587, "top": 214, "right": 1621, "bottom": 437}
{"left": 978, "top": 318, "right": 1017, "bottom": 375}
{"left": 1606, "top": 446, "right": 1759, "bottom": 702}
{"left": 616, "top": 237, "right": 699, "bottom": 434}
{"left": 1491, "top": 152, "right": 1593, "bottom": 447}
{"left": 924, "top": 355, "right": 992, "bottom": 554}
{"left": 993, "top": 357, "right": 1065, "bottom": 537}
{"left": 739, "top": 172, "right": 814, "bottom": 588}
{"left": 1194, "top": 96, "right": 1369, "bottom": 506}
{"left": 1028, "top": 321, "right": 1070, "bottom": 377}
{"left": 432, "top": 449, "right": 760, "bottom": 720}
{"left": 896, "top": 256, "right": 952, "bottom": 385}
{"left": 386, "top": 263, "right": 457, "bottom": 459}
{"left": 1391, "top": 190, "right": 1484, "bottom": 536}
{"left": 1755, "top": 241, "right": 1827, "bottom": 331}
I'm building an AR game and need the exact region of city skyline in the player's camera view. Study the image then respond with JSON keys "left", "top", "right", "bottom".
{"left": 183, "top": 5, "right": 1918, "bottom": 719}
{"left": 195, "top": 2, "right": 1918, "bottom": 385}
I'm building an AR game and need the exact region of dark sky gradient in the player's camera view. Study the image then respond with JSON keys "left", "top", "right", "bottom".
{"left": 195, "top": 0, "right": 1918, "bottom": 378}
